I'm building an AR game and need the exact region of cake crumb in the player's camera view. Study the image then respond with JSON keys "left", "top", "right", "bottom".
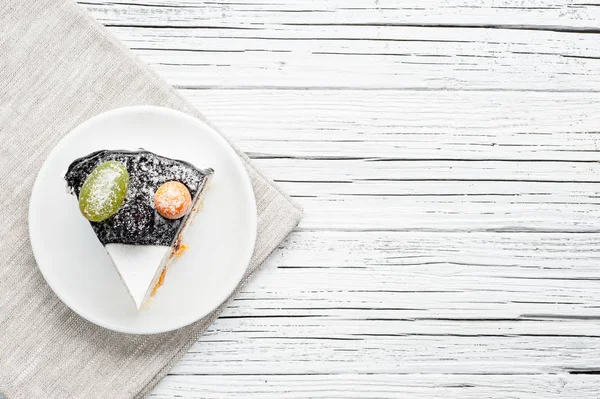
{"left": 174, "top": 244, "right": 189, "bottom": 258}
{"left": 151, "top": 267, "right": 167, "bottom": 297}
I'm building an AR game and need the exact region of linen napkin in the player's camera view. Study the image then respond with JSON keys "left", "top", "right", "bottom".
{"left": 0, "top": 1, "right": 302, "bottom": 398}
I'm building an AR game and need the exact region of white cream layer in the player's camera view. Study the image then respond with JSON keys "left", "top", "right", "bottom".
{"left": 105, "top": 243, "right": 170, "bottom": 310}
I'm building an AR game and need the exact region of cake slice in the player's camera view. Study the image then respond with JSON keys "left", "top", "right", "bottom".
{"left": 65, "top": 149, "right": 213, "bottom": 310}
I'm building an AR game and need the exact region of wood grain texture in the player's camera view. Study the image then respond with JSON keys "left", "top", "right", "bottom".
{"left": 83, "top": 0, "right": 600, "bottom": 90}
{"left": 76, "top": 0, "right": 600, "bottom": 397}
{"left": 152, "top": 375, "right": 600, "bottom": 399}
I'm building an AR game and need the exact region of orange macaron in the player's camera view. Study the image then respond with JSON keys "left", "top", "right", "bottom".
{"left": 154, "top": 181, "right": 192, "bottom": 220}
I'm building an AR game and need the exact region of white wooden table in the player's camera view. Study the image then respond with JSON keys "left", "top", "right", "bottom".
{"left": 81, "top": 1, "right": 600, "bottom": 397}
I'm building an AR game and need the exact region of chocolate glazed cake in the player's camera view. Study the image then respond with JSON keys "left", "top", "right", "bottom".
{"left": 65, "top": 149, "right": 213, "bottom": 310}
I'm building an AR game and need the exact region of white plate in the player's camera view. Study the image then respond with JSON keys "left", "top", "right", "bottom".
{"left": 29, "top": 106, "right": 257, "bottom": 334}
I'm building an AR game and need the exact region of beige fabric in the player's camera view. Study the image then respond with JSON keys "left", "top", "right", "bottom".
{"left": 0, "top": 1, "right": 302, "bottom": 398}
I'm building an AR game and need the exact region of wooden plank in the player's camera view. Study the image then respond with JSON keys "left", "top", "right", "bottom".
{"left": 151, "top": 374, "right": 600, "bottom": 399}
{"left": 80, "top": 0, "right": 600, "bottom": 29}
{"left": 179, "top": 90, "right": 600, "bottom": 162}
{"left": 78, "top": 1, "right": 600, "bottom": 90}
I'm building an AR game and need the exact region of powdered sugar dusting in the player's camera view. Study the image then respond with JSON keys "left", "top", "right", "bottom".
{"left": 65, "top": 149, "right": 213, "bottom": 246}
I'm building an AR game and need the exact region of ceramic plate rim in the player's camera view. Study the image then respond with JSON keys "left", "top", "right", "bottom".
{"left": 28, "top": 105, "right": 257, "bottom": 335}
